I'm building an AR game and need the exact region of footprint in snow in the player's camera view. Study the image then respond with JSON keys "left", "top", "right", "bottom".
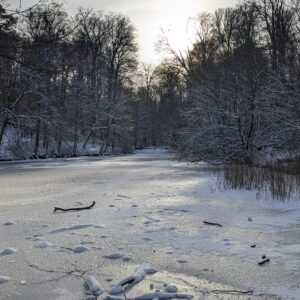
{"left": 35, "top": 242, "right": 53, "bottom": 249}
{"left": 72, "top": 245, "right": 90, "bottom": 253}
{"left": 0, "top": 276, "right": 10, "bottom": 284}
{"left": 164, "top": 283, "right": 178, "bottom": 293}
{"left": 122, "top": 256, "right": 132, "bottom": 261}
{"left": 104, "top": 252, "right": 126, "bottom": 259}
{"left": 3, "top": 221, "right": 15, "bottom": 226}
{"left": 177, "top": 259, "right": 188, "bottom": 264}
{"left": 104, "top": 252, "right": 133, "bottom": 261}
{"left": 143, "top": 237, "right": 152, "bottom": 242}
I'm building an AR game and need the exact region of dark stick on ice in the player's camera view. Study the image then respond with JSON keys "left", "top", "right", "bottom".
{"left": 53, "top": 201, "right": 96, "bottom": 213}
{"left": 203, "top": 221, "right": 223, "bottom": 227}
{"left": 212, "top": 289, "right": 253, "bottom": 295}
{"left": 258, "top": 258, "right": 270, "bottom": 266}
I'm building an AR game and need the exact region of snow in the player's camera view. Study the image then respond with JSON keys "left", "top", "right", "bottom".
{"left": 84, "top": 275, "right": 103, "bottom": 297}
{"left": 164, "top": 284, "right": 178, "bottom": 293}
{"left": 109, "top": 264, "right": 158, "bottom": 295}
{"left": 0, "top": 248, "right": 17, "bottom": 255}
{"left": 49, "top": 224, "right": 105, "bottom": 234}
{"left": 3, "top": 221, "right": 15, "bottom": 226}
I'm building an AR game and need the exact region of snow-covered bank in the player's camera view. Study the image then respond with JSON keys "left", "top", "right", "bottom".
{"left": 0, "top": 128, "right": 136, "bottom": 161}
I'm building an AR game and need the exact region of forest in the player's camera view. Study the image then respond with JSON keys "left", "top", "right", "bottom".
{"left": 0, "top": 0, "right": 299, "bottom": 164}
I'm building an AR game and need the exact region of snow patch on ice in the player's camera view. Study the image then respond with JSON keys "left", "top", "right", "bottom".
{"left": 104, "top": 252, "right": 132, "bottom": 260}
{"left": 164, "top": 284, "right": 178, "bottom": 293}
{"left": 109, "top": 264, "right": 158, "bottom": 295}
{"left": 84, "top": 275, "right": 103, "bottom": 297}
{"left": 34, "top": 242, "right": 53, "bottom": 249}
{"left": 72, "top": 245, "right": 90, "bottom": 253}
{"left": 3, "top": 221, "right": 15, "bottom": 226}
{"left": 49, "top": 224, "right": 105, "bottom": 234}
{"left": 0, "top": 248, "right": 17, "bottom": 256}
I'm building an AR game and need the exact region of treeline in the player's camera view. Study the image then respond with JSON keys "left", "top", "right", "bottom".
{"left": 0, "top": 1, "right": 140, "bottom": 158}
{"left": 0, "top": 0, "right": 300, "bottom": 164}
{"left": 159, "top": 0, "right": 300, "bottom": 164}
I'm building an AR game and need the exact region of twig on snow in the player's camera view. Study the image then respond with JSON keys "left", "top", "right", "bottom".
{"left": 258, "top": 258, "right": 270, "bottom": 266}
{"left": 53, "top": 201, "right": 96, "bottom": 213}
{"left": 212, "top": 289, "right": 254, "bottom": 295}
{"left": 203, "top": 221, "right": 223, "bottom": 227}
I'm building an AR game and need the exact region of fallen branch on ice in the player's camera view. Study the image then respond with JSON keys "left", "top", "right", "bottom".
{"left": 128, "top": 291, "right": 193, "bottom": 299}
{"left": 212, "top": 289, "right": 253, "bottom": 295}
{"left": 258, "top": 258, "right": 270, "bottom": 266}
{"left": 203, "top": 221, "right": 223, "bottom": 227}
{"left": 53, "top": 201, "right": 96, "bottom": 213}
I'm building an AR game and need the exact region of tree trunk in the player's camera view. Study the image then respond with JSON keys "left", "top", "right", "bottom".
{"left": 33, "top": 119, "right": 41, "bottom": 158}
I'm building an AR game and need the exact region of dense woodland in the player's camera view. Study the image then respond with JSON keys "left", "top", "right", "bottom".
{"left": 0, "top": 0, "right": 299, "bottom": 164}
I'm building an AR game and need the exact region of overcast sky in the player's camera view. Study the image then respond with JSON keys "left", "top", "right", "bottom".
{"left": 9, "top": 0, "right": 238, "bottom": 64}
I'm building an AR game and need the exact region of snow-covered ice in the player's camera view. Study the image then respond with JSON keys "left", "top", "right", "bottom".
{"left": 0, "top": 149, "right": 299, "bottom": 300}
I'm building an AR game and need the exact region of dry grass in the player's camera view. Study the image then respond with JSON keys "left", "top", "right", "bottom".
{"left": 219, "top": 160, "right": 300, "bottom": 201}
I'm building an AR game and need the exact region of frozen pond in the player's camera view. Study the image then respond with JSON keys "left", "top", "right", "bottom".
{"left": 0, "top": 149, "right": 299, "bottom": 299}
